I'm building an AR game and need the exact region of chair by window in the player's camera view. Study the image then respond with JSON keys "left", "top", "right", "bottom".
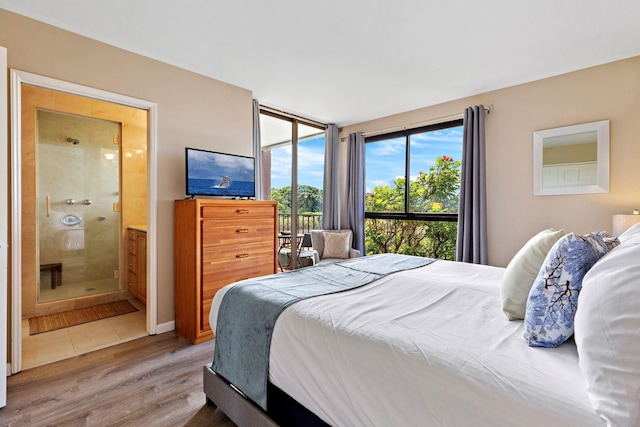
{"left": 278, "top": 233, "right": 317, "bottom": 271}
{"left": 310, "top": 229, "right": 361, "bottom": 265}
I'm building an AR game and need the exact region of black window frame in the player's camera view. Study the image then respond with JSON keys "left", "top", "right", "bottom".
{"left": 364, "top": 118, "right": 463, "bottom": 223}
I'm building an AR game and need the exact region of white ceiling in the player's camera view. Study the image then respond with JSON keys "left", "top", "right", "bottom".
{"left": 2, "top": 1, "right": 640, "bottom": 126}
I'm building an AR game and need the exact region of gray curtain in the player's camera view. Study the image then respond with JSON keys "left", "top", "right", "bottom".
{"left": 345, "top": 132, "right": 365, "bottom": 254}
{"left": 252, "top": 99, "right": 263, "bottom": 200}
{"left": 322, "top": 124, "right": 341, "bottom": 229}
{"left": 455, "top": 105, "right": 488, "bottom": 264}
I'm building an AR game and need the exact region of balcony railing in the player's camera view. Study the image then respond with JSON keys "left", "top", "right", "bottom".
{"left": 276, "top": 213, "right": 322, "bottom": 271}
{"left": 278, "top": 213, "right": 323, "bottom": 235}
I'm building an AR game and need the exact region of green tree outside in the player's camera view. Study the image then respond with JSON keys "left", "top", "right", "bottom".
{"left": 365, "top": 155, "right": 461, "bottom": 260}
{"left": 271, "top": 185, "right": 323, "bottom": 214}
{"left": 271, "top": 185, "right": 324, "bottom": 233}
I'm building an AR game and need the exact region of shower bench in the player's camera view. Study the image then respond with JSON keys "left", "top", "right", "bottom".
{"left": 40, "top": 263, "right": 62, "bottom": 289}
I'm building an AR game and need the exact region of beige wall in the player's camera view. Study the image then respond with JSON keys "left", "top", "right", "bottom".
{"left": 341, "top": 56, "right": 640, "bottom": 267}
{"left": 0, "top": 10, "right": 253, "bottom": 325}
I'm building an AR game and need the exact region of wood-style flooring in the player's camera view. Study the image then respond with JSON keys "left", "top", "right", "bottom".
{"left": 0, "top": 332, "right": 237, "bottom": 427}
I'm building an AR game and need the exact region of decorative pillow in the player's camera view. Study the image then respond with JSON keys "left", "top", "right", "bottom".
{"left": 599, "top": 232, "right": 621, "bottom": 252}
{"left": 575, "top": 242, "right": 640, "bottom": 426}
{"left": 585, "top": 230, "right": 621, "bottom": 252}
{"left": 501, "top": 228, "right": 566, "bottom": 320}
{"left": 322, "top": 230, "right": 351, "bottom": 259}
{"left": 523, "top": 232, "right": 608, "bottom": 347}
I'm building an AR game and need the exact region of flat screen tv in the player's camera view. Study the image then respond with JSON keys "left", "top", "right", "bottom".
{"left": 185, "top": 147, "right": 255, "bottom": 198}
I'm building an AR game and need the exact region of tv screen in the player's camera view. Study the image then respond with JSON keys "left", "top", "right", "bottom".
{"left": 185, "top": 148, "right": 255, "bottom": 198}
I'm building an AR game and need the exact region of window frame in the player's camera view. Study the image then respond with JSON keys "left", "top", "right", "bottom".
{"left": 364, "top": 119, "right": 463, "bottom": 223}
{"left": 259, "top": 107, "right": 327, "bottom": 269}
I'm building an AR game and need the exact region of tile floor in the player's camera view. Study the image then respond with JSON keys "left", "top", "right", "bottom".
{"left": 38, "top": 277, "right": 119, "bottom": 303}
{"left": 22, "top": 298, "right": 148, "bottom": 370}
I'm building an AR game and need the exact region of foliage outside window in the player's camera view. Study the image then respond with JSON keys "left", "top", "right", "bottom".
{"left": 271, "top": 184, "right": 323, "bottom": 232}
{"left": 365, "top": 120, "right": 463, "bottom": 260}
{"left": 271, "top": 185, "right": 323, "bottom": 214}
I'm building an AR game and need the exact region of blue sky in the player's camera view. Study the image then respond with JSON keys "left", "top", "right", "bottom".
{"left": 365, "top": 126, "right": 463, "bottom": 192}
{"left": 270, "top": 136, "right": 325, "bottom": 189}
{"left": 188, "top": 148, "right": 254, "bottom": 181}
{"left": 269, "top": 126, "right": 463, "bottom": 192}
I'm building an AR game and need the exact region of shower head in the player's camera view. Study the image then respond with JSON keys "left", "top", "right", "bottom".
{"left": 67, "top": 138, "right": 80, "bottom": 145}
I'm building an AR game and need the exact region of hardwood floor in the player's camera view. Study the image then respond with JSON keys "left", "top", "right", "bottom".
{"left": 0, "top": 332, "right": 237, "bottom": 427}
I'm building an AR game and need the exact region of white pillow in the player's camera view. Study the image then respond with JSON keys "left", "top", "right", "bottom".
{"left": 575, "top": 242, "right": 640, "bottom": 426}
{"left": 322, "top": 230, "right": 351, "bottom": 259}
{"left": 618, "top": 220, "right": 640, "bottom": 244}
{"left": 501, "top": 228, "right": 566, "bottom": 320}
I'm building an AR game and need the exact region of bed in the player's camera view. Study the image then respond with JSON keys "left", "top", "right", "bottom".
{"left": 204, "top": 224, "right": 640, "bottom": 427}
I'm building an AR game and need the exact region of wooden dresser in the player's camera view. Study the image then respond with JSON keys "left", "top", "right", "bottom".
{"left": 126, "top": 227, "right": 147, "bottom": 305}
{"left": 174, "top": 199, "right": 278, "bottom": 344}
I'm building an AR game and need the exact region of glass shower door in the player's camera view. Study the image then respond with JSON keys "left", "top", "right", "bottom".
{"left": 37, "top": 110, "right": 121, "bottom": 303}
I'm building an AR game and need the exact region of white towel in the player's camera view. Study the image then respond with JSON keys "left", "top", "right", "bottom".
{"left": 58, "top": 229, "right": 85, "bottom": 250}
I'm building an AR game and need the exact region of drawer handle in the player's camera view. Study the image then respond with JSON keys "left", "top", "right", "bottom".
{"left": 235, "top": 253, "right": 249, "bottom": 259}
{"left": 236, "top": 228, "right": 249, "bottom": 233}
{"left": 235, "top": 209, "right": 249, "bottom": 214}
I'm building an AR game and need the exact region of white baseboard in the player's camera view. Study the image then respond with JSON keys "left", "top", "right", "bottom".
{"left": 155, "top": 320, "right": 175, "bottom": 335}
{"left": 6, "top": 363, "right": 11, "bottom": 376}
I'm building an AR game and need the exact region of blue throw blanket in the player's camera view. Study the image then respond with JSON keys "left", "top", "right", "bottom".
{"left": 211, "top": 253, "right": 435, "bottom": 409}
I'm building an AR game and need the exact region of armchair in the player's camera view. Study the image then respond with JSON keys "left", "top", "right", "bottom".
{"left": 309, "top": 229, "right": 361, "bottom": 265}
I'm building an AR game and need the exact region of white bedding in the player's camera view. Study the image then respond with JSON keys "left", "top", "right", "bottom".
{"left": 210, "top": 260, "right": 603, "bottom": 427}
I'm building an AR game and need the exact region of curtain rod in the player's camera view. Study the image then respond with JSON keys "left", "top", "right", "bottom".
{"left": 360, "top": 104, "right": 493, "bottom": 138}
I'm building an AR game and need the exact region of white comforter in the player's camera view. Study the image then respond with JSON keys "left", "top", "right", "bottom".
{"left": 210, "top": 260, "right": 603, "bottom": 427}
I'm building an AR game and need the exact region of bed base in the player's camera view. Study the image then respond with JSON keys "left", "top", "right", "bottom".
{"left": 203, "top": 363, "right": 329, "bottom": 427}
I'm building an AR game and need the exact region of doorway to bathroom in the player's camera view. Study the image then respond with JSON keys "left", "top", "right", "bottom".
{"left": 19, "top": 84, "right": 148, "bottom": 320}
{"left": 11, "top": 71, "right": 158, "bottom": 373}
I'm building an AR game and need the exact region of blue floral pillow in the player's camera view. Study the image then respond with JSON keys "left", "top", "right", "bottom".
{"left": 523, "top": 232, "right": 608, "bottom": 348}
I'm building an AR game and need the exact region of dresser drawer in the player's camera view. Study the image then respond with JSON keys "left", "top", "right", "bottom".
{"left": 128, "top": 253, "right": 138, "bottom": 273}
{"left": 127, "top": 271, "right": 137, "bottom": 294}
{"left": 202, "top": 244, "right": 274, "bottom": 273}
{"left": 201, "top": 203, "right": 274, "bottom": 219}
{"left": 200, "top": 262, "right": 274, "bottom": 331}
{"left": 202, "top": 218, "right": 274, "bottom": 247}
{"left": 127, "top": 238, "right": 137, "bottom": 256}
{"left": 203, "top": 260, "right": 274, "bottom": 286}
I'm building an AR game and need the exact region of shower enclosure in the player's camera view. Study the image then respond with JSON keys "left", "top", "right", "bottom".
{"left": 37, "top": 110, "right": 121, "bottom": 303}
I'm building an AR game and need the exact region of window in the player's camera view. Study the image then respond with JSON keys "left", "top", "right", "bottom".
{"left": 364, "top": 120, "right": 463, "bottom": 259}
{"left": 259, "top": 109, "right": 326, "bottom": 267}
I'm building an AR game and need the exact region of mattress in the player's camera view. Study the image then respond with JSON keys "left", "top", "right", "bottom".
{"left": 210, "top": 260, "right": 603, "bottom": 427}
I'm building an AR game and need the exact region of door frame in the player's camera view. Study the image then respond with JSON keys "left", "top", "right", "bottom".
{"left": 1, "top": 46, "right": 8, "bottom": 407}
{"left": 10, "top": 70, "right": 158, "bottom": 373}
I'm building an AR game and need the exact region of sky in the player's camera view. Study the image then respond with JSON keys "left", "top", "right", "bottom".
{"left": 270, "top": 136, "right": 325, "bottom": 189}
{"left": 365, "top": 126, "right": 463, "bottom": 192}
{"left": 269, "top": 126, "right": 463, "bottom": 192}
{"left": 187, "top": 148, "right": 254, "bottom": 181}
